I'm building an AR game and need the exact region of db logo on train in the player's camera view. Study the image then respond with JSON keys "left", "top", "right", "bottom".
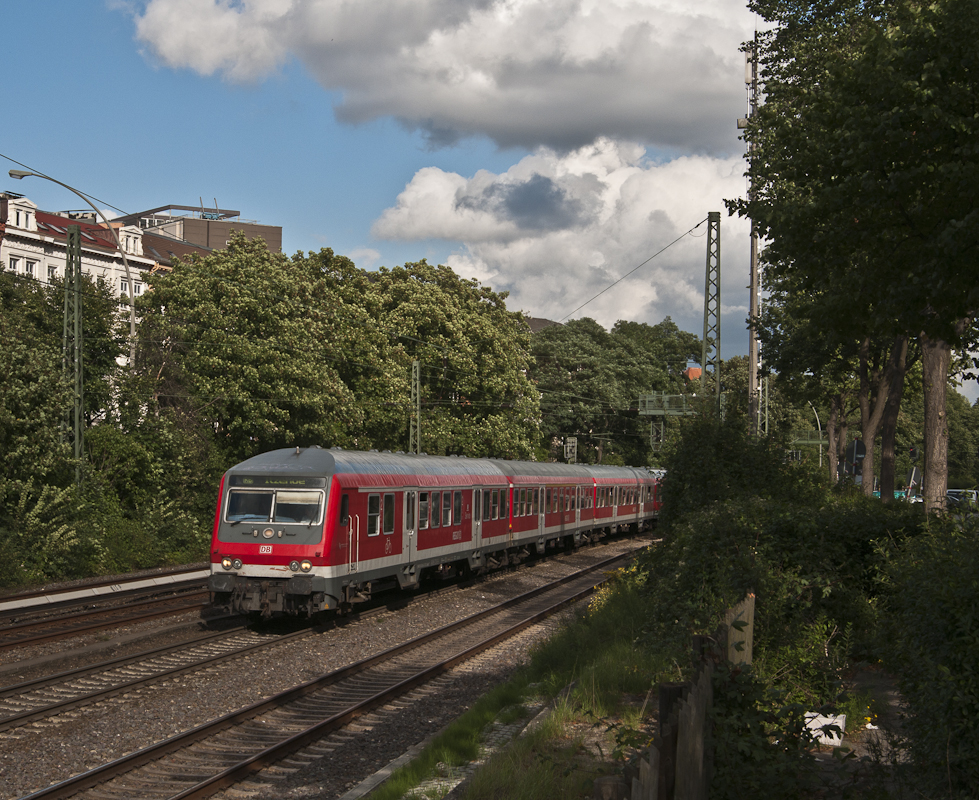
{"left": 260, "top": 545, "right": 272, "bottom": 554}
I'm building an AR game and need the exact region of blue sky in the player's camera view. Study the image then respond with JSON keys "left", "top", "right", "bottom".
{"left": 3, "top": 1, "right": 975, "bottom": 402}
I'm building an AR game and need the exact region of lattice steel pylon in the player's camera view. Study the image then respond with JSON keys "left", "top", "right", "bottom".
{"left": 701, "top": 211, "right": 721, "bottom": 414}
{"left": 409, "top": 359, "right": 421, "bottom": 454}
{"left": 64, "top": 226, "right": 84, "bottom": 484}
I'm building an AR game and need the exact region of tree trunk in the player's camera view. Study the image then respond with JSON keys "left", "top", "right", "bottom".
{"left": 878, "top": 337, "right": 909, "bottom": 503}
{"left": 857, "top": 337, "right": 904, "bottom": 495}
{"left": 921, "top": 332, "right": 951, "bottom": 514}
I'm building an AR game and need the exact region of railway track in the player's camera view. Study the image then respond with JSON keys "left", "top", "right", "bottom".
{"left": 0, "top": 591, "right": 210, "bottom": 653}
{"left": 0, "top": 569, "right": 211, "bottom": 654}
{"left": 22, "top": 551, "right": 631, "bottom": 800}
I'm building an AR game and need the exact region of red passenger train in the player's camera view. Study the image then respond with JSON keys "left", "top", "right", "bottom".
{"left": 208, "top": 447, "right": 661, "bottom": 617}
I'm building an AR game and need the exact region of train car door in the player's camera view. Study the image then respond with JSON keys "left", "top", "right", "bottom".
{"left": 344, "top": 493, "right": 359, "bottom": 574}
{"left": 403, "top": 490, "right": 417, "bottom": 562}
{"left": 537, "top": 485, "right": 545, "bottom": 536}
{"left": 473, "top": 488, "right": 483, "bottom": 551}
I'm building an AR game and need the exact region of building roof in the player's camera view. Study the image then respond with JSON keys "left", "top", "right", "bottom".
{"left": 141, "top": 230, "right": 212, "bottom": 269}
{"left": 35, "top": 210, "right": 118, "bottom": 252}
{"left": 114, "top": 204, "right": 243, "bottom": 226}
{"left": 524, "top": 316, "right": 562, "bottom": 334}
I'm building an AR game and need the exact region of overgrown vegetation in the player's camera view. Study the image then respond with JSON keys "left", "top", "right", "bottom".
{"left": 383, "top": 413, "right": 977, "bottom": 800}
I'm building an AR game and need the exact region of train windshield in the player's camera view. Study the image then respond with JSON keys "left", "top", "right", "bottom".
{"left": 225, "top": 489, "right": 324, "bottom": 525}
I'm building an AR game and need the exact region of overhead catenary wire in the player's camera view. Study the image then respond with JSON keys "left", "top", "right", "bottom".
{"left": 558, "top": 217, "right": 709, "bottom": 323}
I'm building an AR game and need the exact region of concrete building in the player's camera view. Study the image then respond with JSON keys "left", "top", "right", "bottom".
{"left": 114, "top": 204, "right": 282, "bottom": 253}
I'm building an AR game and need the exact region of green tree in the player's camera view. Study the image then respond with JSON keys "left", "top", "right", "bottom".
{"left": 369, "top": 260, "right": 539, "bottom": 459}
{"left": 734, "top": 0, "right": 979, "bottom": 511}
{"left": 0, "top": 270, "right": 71, "bottom": 486}
{"left": 531, "top": 317, "right": 702, "bottom": 465}
{"left": 138, "top": 235, "right": 361, "bottom": 463}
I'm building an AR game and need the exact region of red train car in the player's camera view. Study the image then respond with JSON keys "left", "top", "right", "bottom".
{"left": 208, "top": 447, "right": 661, "bottom": 616}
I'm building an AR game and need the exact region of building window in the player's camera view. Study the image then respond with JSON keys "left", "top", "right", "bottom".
{"left": 48, "top": 265, "right": 57, "bottom": 281}
{"left": 25, "top": 260, "right": 37, "bottom": 278}
{"left": 133, "top": 282, "right": 142, "bottom": 295}
{"left": 15, "top": 211, "right": 21, "bottom": 227}
{"left": 120, "top": 279, "right": 129, "bottom": 295}
{"left": 9, "top": 257, "right": 19, "bottom": 273}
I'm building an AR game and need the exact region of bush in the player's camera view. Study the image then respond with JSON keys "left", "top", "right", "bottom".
{"left": 710, "top": 662, "right": 819, "bottom": 800}
{"left": 880, "top": 513, "right": 979, "bottom": 796}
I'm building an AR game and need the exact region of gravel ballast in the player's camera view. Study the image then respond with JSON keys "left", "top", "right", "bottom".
{"left": 0, "top": 539, "right": 648, "bottom": 799}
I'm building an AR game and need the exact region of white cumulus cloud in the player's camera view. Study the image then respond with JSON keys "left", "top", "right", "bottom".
{"left": 131, "top": 0, "right": 757, "bottom": 153}
{"left": 373, "top": 139, "right": 751, "bottom": 338}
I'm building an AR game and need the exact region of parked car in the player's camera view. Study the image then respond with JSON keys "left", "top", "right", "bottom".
{"left": 946, "top": 489, "right": 978, "bottom": 510}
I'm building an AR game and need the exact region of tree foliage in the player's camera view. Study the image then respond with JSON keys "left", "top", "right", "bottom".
{"left": 530, "top": 316, "right": 700, "bottom": 465}
{"left": 732, "top": 0, "right": 979, "bottom": 509}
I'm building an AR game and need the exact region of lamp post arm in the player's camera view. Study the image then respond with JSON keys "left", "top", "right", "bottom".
{"left": 8, "top": 170, "right": 136, "bottom": 365}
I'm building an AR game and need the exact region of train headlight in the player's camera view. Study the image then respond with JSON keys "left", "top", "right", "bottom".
{"left": 221, "top": 557, "right": 233, "bottom": 570}
{"left": 232, "top": 558, "right": 243, "bottom": 570}
{"left": 289, "top": 560, "right": 300, "bottom": 572}
{"left": 300, "top": 560, "right": 313, "bottom": 572}
{"left": 262, "top": 528, "right": 274, "bottom": 539}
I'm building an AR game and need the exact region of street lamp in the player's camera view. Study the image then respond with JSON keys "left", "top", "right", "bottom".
{"left": 808, "top": 401, "right": 823, "bottom": 468}
{"left": 9, "top": 169, "right": 137, "bottom": 365}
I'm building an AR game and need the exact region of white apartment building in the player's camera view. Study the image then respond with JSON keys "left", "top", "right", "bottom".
{"left": 1, "top": 193, "right": 156, "bottom": 297}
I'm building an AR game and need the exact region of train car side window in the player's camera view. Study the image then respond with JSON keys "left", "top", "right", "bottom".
{"left": 419, "top": 492, "right": 430, "bottom": 529}
{"left": 442, "top": 492, "right": 452, "bottom": 527}
{"left": 367, "top": 494, "right": 381, "bottom": 536}
{"left": 483, "top": 489, "right": 491, "bottom": 521}
{"left": 473, "top": 489, "right": 481, "bottom": 522}
{"left": 339, "top": 495, "right": 350, "bottom": 527}
{"left": 383, "top": 493, "right": 395, "bottom": 535}
{"left": 532, "top": 489, "right": 539, "bottom": 515}
{"left": 502, "top": 490, "right": 510, "bottom": 519}
{"left": 453, "top": 490, "right": 462, "bottom": 525}
{"left": 431, "top": 492, "right": 440, "bottom": 528}
{"left": 490, "top": 490, "right": 499, "bottom": 520}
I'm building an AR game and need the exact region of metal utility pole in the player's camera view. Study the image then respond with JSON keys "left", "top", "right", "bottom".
{"left": 64, "top": 226, "right": 84, "bottom": 485}
{"left": 409, "top": 360, "right": 421, "bottom": 454}
{"left": 742, "top": 34, "right": 761, "bottom": 435}
{"left": 701, "top": 211, "right": 721, "bottom": 414}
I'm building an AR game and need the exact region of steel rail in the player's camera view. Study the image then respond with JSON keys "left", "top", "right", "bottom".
{"left": 24, "top": 552, "right": 633, "bottom": 800}
{"left": 0, "top": 594, "right": 209, "bottom": 652}
{"left": 0, "top": 564, "right": 491, "bottom": 731}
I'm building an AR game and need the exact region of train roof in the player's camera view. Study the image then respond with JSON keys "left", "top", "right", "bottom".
{"left": 225, "top": 447, "right": 658, "bottom": 485}
{"left": 225, "top": 447, "right": 508, "bottom": 482}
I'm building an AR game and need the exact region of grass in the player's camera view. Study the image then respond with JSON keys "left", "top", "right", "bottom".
{"left": 368, "top": 567, "right": 677, "bottom": 800}
{"left": 458, "top": 704, "right": 611, "bottom": 800}
{"left": 367, "top": 678, "right": 535, "bottom": 800}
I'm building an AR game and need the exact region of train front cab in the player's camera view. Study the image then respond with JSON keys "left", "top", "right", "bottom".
{"left": 208, "top": 454, "right": 336, "bottom": 617}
